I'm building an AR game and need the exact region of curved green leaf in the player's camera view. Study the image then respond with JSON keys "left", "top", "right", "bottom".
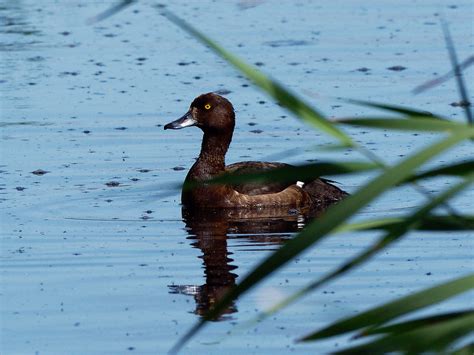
{"left": 354, "top": 310, "right": 474, "bottom": 338}
{"left": 337, "top": 215, "right": 474, "bottom": 233}
{"left": 336, "top": 117, "right": 467, "bottom": 131}
{"left": 413, "top": 55, "right": 474, "bottom": 95}
{"left": 406, "top": 160, "right": 474, "bottom": 182}
{"left": 87, "top": 0, "right": 136, "bottom": 24}
{"left": 183, "top": 161, "right": 379, "bottom": 190}
{"left": 345, "top": 98, "right": 439, "bottom": 119}
{"left": 301, "top": 274, "right": 474, "bottom": 341}
{"left": 250, "top": 176, "right": 472, "bottom": 328}
{"left": 170, "top": 130, "right": 474, "bottom": 353}
{"left": 441, "top": 20, "right": 473, "bottom": 125}
{"left": 332, "top": 312, "right": 474, "bottom": 354}
{"left": 451, "top": 342, "right": 474, "bottom": 355}
{"left": 160, "top": 8, "right": 353, "bottom": 146}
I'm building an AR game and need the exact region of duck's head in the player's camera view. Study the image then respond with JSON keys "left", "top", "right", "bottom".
{"left": 164, "top": 93, "right": 235, "bottom": 133}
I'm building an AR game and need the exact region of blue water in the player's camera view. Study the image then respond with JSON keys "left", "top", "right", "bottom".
{"left": 1, "top": 1, "right": 473, "bottom": 354}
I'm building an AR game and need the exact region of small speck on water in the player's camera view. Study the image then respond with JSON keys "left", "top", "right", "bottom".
{"left": 264, "top": 40, "right": 309, "bottom": 47}
{"left": 215, "top": 89, "right": 232, "bottom": 95}
{"left": 450, "top": 100, "right": 471, "bottom": 107}
{"left": 31, "top": 169, "right": 49, "bottom": 176}
{"left": 105, "top": 181, "right": 120, "bottom": 187}
{"left": 60, "top": 71, "right": 79, "bottom": 76}
{"left": 387, "top": 65, "right": 406, "bottom": 71}
{"left": 173, "top": 166, "right": 185, "bottom": 171}
{"left": 27, "top": 56, "right": 44, "bottom": 62}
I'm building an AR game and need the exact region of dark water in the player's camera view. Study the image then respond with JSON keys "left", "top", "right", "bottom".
{"left": 1, "top": 1, "right": 473, "bottom": 354}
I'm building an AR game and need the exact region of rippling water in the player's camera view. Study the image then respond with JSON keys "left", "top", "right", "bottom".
{"left": 1, "top": 1, "right": 473, "bottom": 354}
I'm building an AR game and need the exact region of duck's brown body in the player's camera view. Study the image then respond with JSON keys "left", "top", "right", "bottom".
{"left": 164, "top": 93, "right": 348, "bottom": 210}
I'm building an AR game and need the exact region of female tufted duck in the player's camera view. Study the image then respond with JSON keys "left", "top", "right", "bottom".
{"left": 164, "top": 93, "right": 348, "bottom": 209}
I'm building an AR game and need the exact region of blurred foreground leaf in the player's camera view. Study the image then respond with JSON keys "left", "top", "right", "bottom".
{"left": 336, "top": 117, "right": 468, "bottom": 131}
{"left": 452, "top": 342, "right": 474, "bottom": 355}
{"left": 332, "top": 311, "right": 474, "bottom": 354}
{"left": 337, "top": 214, "right": 474, "bottom": 233}
{"left": 183, "top": 161, "right": 378, "bottom": 191}
{"left": 87, "top": 0, "right": 136, "bottom": 24}
{"left": 413, "top": 55, "right": 474, "bottom": 95}
{"left": 345, "top": 99, "right": 438, "bottom": 119}
{"left": 171, "top": 129, "right": 474, "bottom": 353}
{"left": 441, "top": 19, "right": 473, "bottom": 125}
{"left": 159, "top": 7, "right": 354, "bottom": 146}
{"left": 247, "top": 174, "right": 472, "bottom": 329}
{"left": 355, "top": 310, "right": 473, "bottom": 337}
{"left": 301, "top": 274, "right": 474, "bottom": 341}
{"left": 406, "top": 160, "right": 474, "bottom": 181}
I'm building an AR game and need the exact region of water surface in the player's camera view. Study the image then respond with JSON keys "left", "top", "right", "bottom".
{"left": 1, "top": 1, "right": 473, "bottom": 354}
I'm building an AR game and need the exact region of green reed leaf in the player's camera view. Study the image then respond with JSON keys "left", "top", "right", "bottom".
{"left": 170, "top": 129, "right": 474, "bottom": 353}
{"left": 337, "top": 214, "right": 474, "bottom": 233}
{"left": 87, "top": 0, "right": 136, "bottom": 24}
{"left": 441, "top": 19, "right": 473, "bottom": 125}
{"left": 336, "top": 117, "right": 467, "bottom": 131}
{"left": 345, "top": 98, "right": 440, "bottom": 119}
{"left": 160, "top": 8, "right": 354, "bottom": 146}
{"left": 451, "top": 342, "right": 474, "bottom": 355}
{"left": 301, "top": 274, "right": 474, "bottom": 341}
{"left": 182, "top": 161, "right": 378, "bottom": 191}
{"left": 249, "top": 175, "right": 472, "bottom": 329}
{"left": 332, "top": 311, "right": 474, "bottom": 354}
{"left": 406, "top": 160, "right": 474, "bottom": 182}
{"left": 413, "top": 55, "right": 474, "bottom": 95}
{"left": 355, "top": 310, "right": 473, "bottom": 338}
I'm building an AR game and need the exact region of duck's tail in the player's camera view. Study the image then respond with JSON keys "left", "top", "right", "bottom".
{"left": 302, "top": 178, "right": 349, "bottom": 207}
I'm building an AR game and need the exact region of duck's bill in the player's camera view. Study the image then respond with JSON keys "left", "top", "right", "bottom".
{"left": 164, "top": 111, "right": 196, "bottom": 130}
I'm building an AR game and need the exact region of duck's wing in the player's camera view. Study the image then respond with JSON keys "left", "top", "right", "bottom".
{"left": 225, "top": 161, "right": 295, "bottom": 195}
{"left": 225, "top": 161, "right": 349, "bottom": 202}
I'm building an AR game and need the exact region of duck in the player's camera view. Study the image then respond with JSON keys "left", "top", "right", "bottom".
{"left": 164, "top": 93, "right": 348, "bottom": 210}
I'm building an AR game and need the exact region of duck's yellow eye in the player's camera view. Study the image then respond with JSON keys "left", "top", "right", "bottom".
{"left": 204, "top": 103, "right": 211, "bottom": 110}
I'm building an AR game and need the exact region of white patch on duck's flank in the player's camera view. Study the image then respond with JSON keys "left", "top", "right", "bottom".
{"left": 296, "top": 181, "right": 305, "bottom": 188}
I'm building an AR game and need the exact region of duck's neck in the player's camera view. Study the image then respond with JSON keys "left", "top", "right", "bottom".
{"left": 189, "top": 130, "right": 233, "bottom": 180}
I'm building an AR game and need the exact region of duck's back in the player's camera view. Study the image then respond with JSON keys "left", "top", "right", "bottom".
{"left": 225, "top": 161, "right": 293, "bottom": 195}
{"left": 225, "top": 161, "right": 348, "bottom": 205}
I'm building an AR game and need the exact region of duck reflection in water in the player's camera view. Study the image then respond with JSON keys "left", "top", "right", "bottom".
{"left": 168, "top": 206, "right": 324, "bottom": 321}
